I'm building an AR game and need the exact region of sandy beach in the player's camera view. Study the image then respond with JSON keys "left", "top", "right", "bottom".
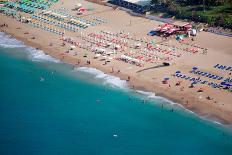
{"left": 0, "top": 0, "right": 232, "bottom": 124}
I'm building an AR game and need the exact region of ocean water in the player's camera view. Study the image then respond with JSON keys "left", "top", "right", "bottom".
{"left": 0, "top": 32, "right": 232, "bottom": 155}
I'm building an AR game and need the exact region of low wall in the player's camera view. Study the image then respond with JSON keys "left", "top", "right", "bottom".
{"left": 85, "top": 0, "right": 106, "bottom": 5}
{"left": 90, "top": 1, "right": 174, "bottom": 24}
{"left": 145, "top": 15, "right": 173, "bottom": 24}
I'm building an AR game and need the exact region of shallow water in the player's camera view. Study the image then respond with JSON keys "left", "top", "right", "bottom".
{"left": 0, "top": 32, "right": 232, "bottom": 155}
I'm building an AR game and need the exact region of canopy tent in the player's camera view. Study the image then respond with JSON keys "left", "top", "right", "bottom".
{"left": 120, "top": 55, "right": 140, "bottom": 63}
{"left": 78, "top": 7, "right": 86, "bottom": 13}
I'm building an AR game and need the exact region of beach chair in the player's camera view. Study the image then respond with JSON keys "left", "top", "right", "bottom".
{"left": 201, "top": 72, "right": 208, "bottom": 76}
{"left": 201, "top": 81, "right": 208, "bottom": 84}
{"left": 226, "top": 66, "right": 232, "bottom": 71}
{"left": 189, "top": 78, "right": 196, "bottom": 82}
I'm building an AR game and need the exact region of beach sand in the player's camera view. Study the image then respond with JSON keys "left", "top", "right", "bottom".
{"left": 0, "top": 0, "right": 232, "bottom": 124}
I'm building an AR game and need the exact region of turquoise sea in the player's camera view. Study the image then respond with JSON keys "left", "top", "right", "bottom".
{"left": 0, "top": 32, "right": 232, "bottom": 155}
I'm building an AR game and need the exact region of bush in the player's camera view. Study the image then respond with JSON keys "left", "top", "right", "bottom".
{"left": 150, "top": 3, "right": 232, "bottom": 29}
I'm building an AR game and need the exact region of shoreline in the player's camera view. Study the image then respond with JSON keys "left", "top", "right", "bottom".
{"left": 1, "top": 29, "right": 231, "bottom": 126}
{"left": 0, "top": 1, "right": 231, "bottom": 125}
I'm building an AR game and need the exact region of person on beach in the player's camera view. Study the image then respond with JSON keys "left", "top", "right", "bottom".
{"left": 180, "top": 87, "right": 184, "bottom": 91}
{"left": 189, "top": 83, "right": 194, "bottom": 88}
{"left": 111, "top": 67, "right": 114, "bottom": 73}
{"left": 206, "top": 96, "right": 213, "bottom": 100}
{"left": 77, "top": 59, "right": 81, "bottom": 65}
{"left": 127, "top": 76, "right": 130, "bottom": 81}
{"left": 61, "top": 42, "right": 65, "bottom": 46}
{"left": 176, "top": 81, "right": 180, "bottom": 86}
{"left": 86, "top": 60, "right": 91, "bottom": 65}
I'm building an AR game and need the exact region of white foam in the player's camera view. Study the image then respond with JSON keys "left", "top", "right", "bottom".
{"left": 0, "top": 32, "right": 59, "bottom": 63}
{"left": 136, "top": 90, "right": 157, "bottom": 99}
{"left": 135, "top": 90, "right": 177, "bottom": 105}
{"left": 213, "top": 121, "right": 222, "bottom": 125}
{"left": 25, "top": 47, "right": 60, "bottom": 63}
{"left": 75, "top": 67, "right": 128, "bottom": 89}
{"left": 136, "top": 90, "right": 227, "bottom": 125}
{"left": 0, "top": 32, "right": 26, "bottom": 48}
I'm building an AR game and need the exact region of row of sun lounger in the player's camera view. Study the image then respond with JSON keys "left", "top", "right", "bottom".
{"left": 52, "top": 9, "right": 96, "bottom": 26}
{"left": 87, "top": 32, "right": 180, "bottom": 61}
{"left": 214, "top": 64, "right": 232, "bottom": 71}
{"left": 29, "top": 22, "right": 64, "bottom": 35}
{"left": 0, "top": 7, "right": 17, "bottom": 16}
{"left": 32, "top": 14, "right": 80, "bottom": 32}
{"left": 101, "top": 30, "right": 149, "bottom": 44}
{"left": 82, "top": 32, "right": 174, "bottom": 63}
{"left": 2, "top": 0, "right": 58, "bottom": 15}
{"left": 174, "top": 71, "right": 232, "bottom": 92}
{"left": 190, "top": 66, "right": 225, "bottom": 80}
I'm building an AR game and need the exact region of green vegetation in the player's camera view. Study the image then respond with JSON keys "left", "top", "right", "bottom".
{"left": 150, "top": 0, "right": 232, "bottom": 29}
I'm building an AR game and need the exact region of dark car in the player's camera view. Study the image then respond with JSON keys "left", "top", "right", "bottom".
{"left": 147, "top": 30, "right": 159, "bottom": 36}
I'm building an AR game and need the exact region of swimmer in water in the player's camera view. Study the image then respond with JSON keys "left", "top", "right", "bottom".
{"left": 40, "top": 77, "right": 45, "bottom": 82}
{"left": 96, "top": 99, "right": 101, "bottom": 103}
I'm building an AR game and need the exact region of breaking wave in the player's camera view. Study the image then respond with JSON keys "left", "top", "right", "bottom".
{"left": 75, "top": 67, "right": 128, "bottom": 89}
{"left": 0, "top": 32, "right": 26, "bottom": 48}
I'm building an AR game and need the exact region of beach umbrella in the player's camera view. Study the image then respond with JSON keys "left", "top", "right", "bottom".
{"left": 95, "top": 54, "right": 101, "bottom": 57}
{"left": 70, "top": 45, "right": 76, "bottom": 49}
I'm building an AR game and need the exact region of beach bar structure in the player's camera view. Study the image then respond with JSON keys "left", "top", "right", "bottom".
{"left": 108, "top": 0, "right": 147, "bottom": 14}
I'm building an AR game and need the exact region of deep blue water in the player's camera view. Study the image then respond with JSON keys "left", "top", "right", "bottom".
{"left": 0, "top": 33, "right": 232, "bottom": 155}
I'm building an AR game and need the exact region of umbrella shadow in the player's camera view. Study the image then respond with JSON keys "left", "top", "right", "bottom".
{"left": 136, "top": 65, "right": 166, "bottom": 73}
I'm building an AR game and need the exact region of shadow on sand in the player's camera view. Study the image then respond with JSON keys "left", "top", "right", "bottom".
{"left": 136, "top": 65, "right": 166, "bottom": 73}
